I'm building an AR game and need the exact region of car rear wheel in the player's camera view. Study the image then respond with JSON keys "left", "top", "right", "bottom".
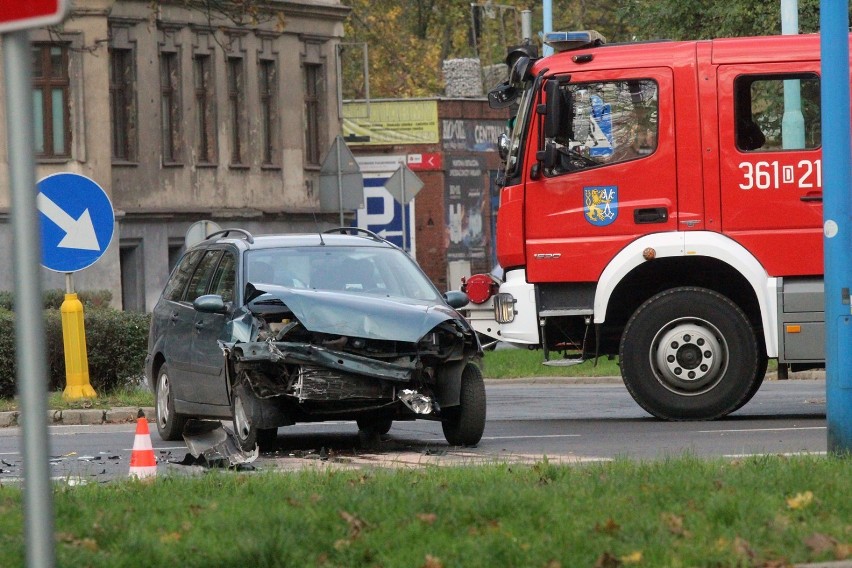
{"left": 155, "top": 363, "right": 187, "bottom": 441}
{"left": 442, "top": 362, "right": 486, "bottom": 446}
{"left": 231, "top": 384, "right": 277, "bottom": 452}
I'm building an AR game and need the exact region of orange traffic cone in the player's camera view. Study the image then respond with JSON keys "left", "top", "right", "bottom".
{"left": 129, "top": 410, "right": 157, "bottom": 480}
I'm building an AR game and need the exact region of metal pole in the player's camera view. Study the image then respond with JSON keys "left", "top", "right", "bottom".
{"left": 521, "top": 10, "right": 532, "bottom": 42}
{"left": 3, "top": 31, "right": 56, "bottom": 567}
{"left": 542, "top": 0, "right": 553, "bottom": 56}
{"left": 400, "top": 167, "right": 407, "bottom": 251}
{"left": 336, "top": 138, "right": 344, "bottom": 226}
{"left": 820, "top": 0, "right": 852, "bottom": 454}
{"left": 781, "top": 0, "right": 805, "bottom": 149}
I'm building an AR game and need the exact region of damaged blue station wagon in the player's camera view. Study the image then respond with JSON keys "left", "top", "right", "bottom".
{"left": 145, "top": 228, "right": 485, "bottom": 451}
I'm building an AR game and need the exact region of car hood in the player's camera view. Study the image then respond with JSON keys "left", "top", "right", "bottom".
{"left": 247, "top": 286, "right": 466, "bottom": 343}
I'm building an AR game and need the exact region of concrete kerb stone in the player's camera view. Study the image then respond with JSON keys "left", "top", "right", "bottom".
{"left": 0, "top": 407, "right": 156, "bottom": 428}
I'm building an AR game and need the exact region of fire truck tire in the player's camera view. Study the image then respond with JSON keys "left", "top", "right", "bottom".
{"left": 442, "top": 363, "right": 486, "bottom": 446}
{"left": 732, "top": 350, "right": 768, "bottom": 412}
{"left": 619, "top": 287, "right": 760, "bottom": 421}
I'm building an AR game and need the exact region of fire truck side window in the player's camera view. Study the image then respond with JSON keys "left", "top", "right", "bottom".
{"left": 545, "top": 79, "right": 658, "bottom": 176}
{"left": 734, "top": 74, "right": 821, "bottom": 152}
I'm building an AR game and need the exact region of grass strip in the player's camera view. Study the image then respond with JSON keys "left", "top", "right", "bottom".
{"left": 0, "top": 455, "right": 848, "bottom": 567}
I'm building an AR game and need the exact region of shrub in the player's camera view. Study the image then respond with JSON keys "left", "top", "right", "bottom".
{"left": 0, "top": 289, "right": 113, "bottom": 310}
{"left": 0, "top": 307, "right": 150, "bottom": 399}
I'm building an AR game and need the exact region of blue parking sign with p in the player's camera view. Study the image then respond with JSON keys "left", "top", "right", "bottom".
{"left": 37, "top": 173, "right": 114, "bottom": 273}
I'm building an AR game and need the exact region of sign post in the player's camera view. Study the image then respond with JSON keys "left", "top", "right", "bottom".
{"left": 383, "top": 164, "right": 423, "bottom": 251}
{"left": 37, "top": 173, "right": 115, "bottom": 400}
{"left": 2, "top": 6, "right": 72, "bottom": 566}
{"left": 820, "top": 0, "right": 852, "bottom": 454}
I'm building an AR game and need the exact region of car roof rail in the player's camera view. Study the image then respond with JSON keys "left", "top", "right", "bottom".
{"left": 205, "top": 228, "right": 255, "bottom": 244}
{"left": 323, "top": 227, "right": 385, "bottom": 242}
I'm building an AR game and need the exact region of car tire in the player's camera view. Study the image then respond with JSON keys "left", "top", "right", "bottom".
{"left": 442, "top": 362, "right": 486, "bottom": 446}
{"left": 356, "top": 418, "right": 393, "bottom": 436}
{"left": 231, "top": 384, "right": 277, "bottom": 452}
{"left": 155, "top": 363, "right": 187, "bottom": 441}
{"left": 619, "top": 287, "right": 760, "bottom": 421}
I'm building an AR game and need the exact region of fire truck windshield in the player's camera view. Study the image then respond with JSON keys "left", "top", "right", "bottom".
{"left": 504, "top": 82, "right": 535, "bottom": 178}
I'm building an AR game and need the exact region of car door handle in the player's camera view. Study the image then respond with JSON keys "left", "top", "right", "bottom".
{"left": 170, "top": 312, "right": 179, "bottom": 322}
{"left": 800, "top": 193, "right": 822, "bottom": 203}
{"left": 194, "top": 321, "right": 205, "bottom": 330}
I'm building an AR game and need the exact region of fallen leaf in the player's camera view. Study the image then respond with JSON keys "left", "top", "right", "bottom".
{"left": 620, "top": 550, "right": 643, "bottom": 564}
{"left": 834, "top": 543, "right": 852, "bottom": 560}
{"left": 661, "top": 512, "right": 690, "bottom": 537}
{"left": 804, "top": 533, "right": 836, "bottom": 555}
{"left": 56, "top": 532, "right": 99, "bottom": 552}
{"left": 595, "top": 518, "right": 621, "bottom": 535}
{"left": 422, "top": 554, "right": 443, "bottom": 568}
{"left": 339, "top": 510, "right": 367, "bottom": 539}
{"left": 417, "top": 513, "right": 438, "bottom": 525}
{"left": 594, "top": 551, "right": 621, "bottom": 568}
{"left": 159, "top": 531, "right": 182, "bottom": 544}
{"left": 544, "top": 561, "right": 562, "bottom": 568}
{"left": 733, "top": 536, "right": 756, "bottom": 559}
{"left": 786, "top": 491, "right": 814, "bottom": 510}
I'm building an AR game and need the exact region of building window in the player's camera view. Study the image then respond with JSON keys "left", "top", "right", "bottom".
{"left": 227, "top": 57, "right": 245, "bottom": 165}
{"left": 160, "top": 51, "right": 182, "bottom": 164}
{"left": 304, "top": 63, "right": 323, "bottom": 166}
{"left": 110, "top": 48, "right": 136, "bottom": 161}
{"left": 194, "top": 54, "right": 216, "bottom": 164}
{"left": 259, "top": 58, "right": 278, "bottom": 165}
{"left": 32, "top": 43, "right": 70, "bottom": 159}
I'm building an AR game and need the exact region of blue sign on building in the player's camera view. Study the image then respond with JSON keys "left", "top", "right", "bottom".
{"left": 37, "top": 173, "right": 114, "bottom": 273}
{"left": 356, "top": 176, "right": 413, "bottom": 250}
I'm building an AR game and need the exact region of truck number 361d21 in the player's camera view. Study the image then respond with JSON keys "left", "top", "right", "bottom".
{"left": 738, "top": 159, "right": 822, "bottom": 190}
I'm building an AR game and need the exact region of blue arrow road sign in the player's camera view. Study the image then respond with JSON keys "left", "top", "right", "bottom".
{"left": 37, "top": 173, "right": 114, "bottom": 272}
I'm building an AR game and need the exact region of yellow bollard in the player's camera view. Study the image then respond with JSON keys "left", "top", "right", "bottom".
{"left": 61, "top": 293, "right": 97, "bottom": 400}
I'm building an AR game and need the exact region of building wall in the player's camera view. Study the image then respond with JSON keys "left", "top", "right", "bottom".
{"left": 346, "top": 97, "right": 508, "bottom": 292}
{"left": 0, "top": 0, "right": 348, "bottom": 310}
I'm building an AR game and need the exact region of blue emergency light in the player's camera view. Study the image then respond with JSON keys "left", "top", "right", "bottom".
{"left": 543, "top": 30, "right": 606, "bottom": 53}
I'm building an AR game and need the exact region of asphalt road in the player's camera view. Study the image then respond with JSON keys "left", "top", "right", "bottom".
{"left": 0, "top": 379, "right": 828, "bottom": 483}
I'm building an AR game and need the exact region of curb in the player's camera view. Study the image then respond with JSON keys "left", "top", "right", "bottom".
{"left": 0, "top": 406, "right": 155, "bottom": 428}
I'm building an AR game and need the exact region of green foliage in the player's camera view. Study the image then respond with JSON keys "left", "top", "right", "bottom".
{"left": 0, "top": 288, "right": 113, "bottom": 310}
{"left": 0, "top": 307, "right": 150, "bottom": 399}
{"left": 0, "top": 456, "right": 848, "bottom": 566}
{"left": 344, "top": 1, "right": 844, "bottom": 99}
{"left": 617, "top": 0, "right": 831, "bottom": 41}
{"left": 482, "top": 347, "right": 622, "bottom": 378}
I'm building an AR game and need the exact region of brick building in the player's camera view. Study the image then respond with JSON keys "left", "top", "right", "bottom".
{"left": 343, "top": 98, "right": 508, "bottom": 292}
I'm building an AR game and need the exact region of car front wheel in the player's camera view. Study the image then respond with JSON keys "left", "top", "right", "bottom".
{"left": 155, "top": 363, "right": 187, "bottom": 441}
{"left": 231, "top": 384, "right": 277, "bottom": 452}
{"left": 442, "top": 362, "right": 486, "bottom": 446}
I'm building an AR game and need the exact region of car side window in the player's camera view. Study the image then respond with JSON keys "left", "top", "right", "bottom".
{"left": 186, "top": 250, "right": 223, "bottom": 303}
{"left": 209, "top": 251, "right": 237, "bottom": 303}
{"left": 162, "top": 249, "right": 204, "bottom": 301}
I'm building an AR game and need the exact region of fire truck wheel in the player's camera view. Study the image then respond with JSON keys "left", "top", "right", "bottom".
{"left": 732, "top": 349, "right": 768, "bottom": 412}
{"left": 619, "top": 287, "right": 760, "bottom": 421}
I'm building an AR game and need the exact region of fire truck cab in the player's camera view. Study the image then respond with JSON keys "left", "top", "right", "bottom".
{"left": 466, "top": 31, "right": 829, "bottom": 420}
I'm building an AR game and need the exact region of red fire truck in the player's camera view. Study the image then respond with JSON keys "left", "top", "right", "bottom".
{"left": 464, "top": 31, "right": 830, "bottom": 420}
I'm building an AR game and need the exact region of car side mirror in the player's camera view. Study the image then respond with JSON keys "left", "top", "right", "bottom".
{"left": 444, "top": 290, "right": 470, "bottom": 309}
{"left": 194, "top": 294, "right": 227, "bottom": 314}
{"left": 536, "top": 142, "right": 558, "bottom": 170}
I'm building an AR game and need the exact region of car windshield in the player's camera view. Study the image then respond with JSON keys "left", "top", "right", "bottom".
{"left": 245, "top": 246, "right": 442, "bottom": 302}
